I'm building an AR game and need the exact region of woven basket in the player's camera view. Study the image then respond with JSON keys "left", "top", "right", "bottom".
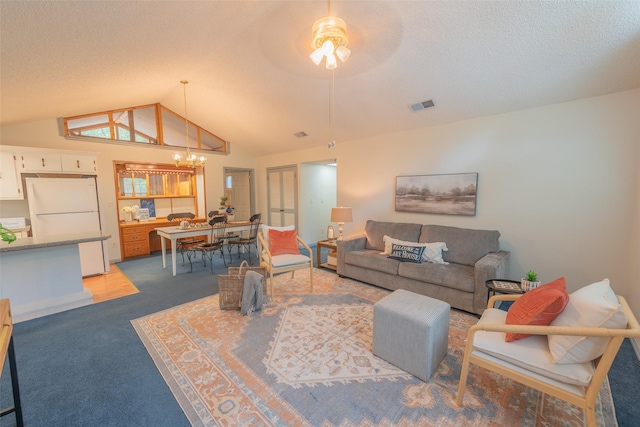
{"left": 218, "top": 261, "right": 268, "bottom": 310}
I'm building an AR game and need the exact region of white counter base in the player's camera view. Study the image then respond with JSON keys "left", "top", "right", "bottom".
{"left": 0, "top": 240, "right": 96, "bottom": 323}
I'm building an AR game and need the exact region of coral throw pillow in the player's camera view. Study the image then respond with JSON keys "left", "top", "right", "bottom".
{"left": 269, "top": 229, "right": 300, "bottom": 256}
{"left": 504, "top": 277, "right": 569, "bottom": 342}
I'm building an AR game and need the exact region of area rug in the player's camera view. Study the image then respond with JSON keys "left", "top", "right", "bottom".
{"left": 131, "top": 269, "right": 617, "bottom": 427}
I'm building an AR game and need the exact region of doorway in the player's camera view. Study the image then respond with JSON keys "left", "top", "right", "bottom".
{"left": 223, "top": 167, "right": 255, "bottom": 221}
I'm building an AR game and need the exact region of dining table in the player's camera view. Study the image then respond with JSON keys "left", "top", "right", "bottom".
{"left": 155, "top": 220, "right": 252, "bottom": 276}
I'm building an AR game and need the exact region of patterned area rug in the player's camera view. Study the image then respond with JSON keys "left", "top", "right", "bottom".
{"left": 131, "top": 269, "right": 617, "bottom": 427}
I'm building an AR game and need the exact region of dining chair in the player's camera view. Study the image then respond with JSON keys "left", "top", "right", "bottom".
{"left": 257, "top": 225, "right": 313, "bottom": 299}
{"left": 166, "top": 212, "right": 204, "bottom": 265}
{"left": 187, "top": 215, "right": 227, "bottom": 274}
{"left": 456, "top": 291, "right": 640, "bottom": 427}
{"left": 227, "top": 213, "right": 261, "bottom": 264}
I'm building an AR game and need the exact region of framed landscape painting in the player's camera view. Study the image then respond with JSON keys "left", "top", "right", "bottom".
{"left": 395, "top": 173, "right": 478, "bottom": 216}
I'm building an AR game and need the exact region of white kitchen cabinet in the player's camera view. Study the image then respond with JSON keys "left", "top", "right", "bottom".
{"left": 18, "top": 152, "right": 62, "bottom": 172}
{"left": 61, "top": 153, "right": 98, "bottom": 173}
{"left": 0, "top": 151, "right": 23, "bottom": 200}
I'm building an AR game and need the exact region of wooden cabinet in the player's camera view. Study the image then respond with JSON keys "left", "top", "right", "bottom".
{"left": 0, "top": 151, "right": 23, "bottom": 200}
{"left": 18, "top": 152, "right": 62, "bottom": 172}
{"left": 14, "top": 149, "right": 98, "bottom": 175}
{"left": 121, "top": 225, "right": 150, "bottom": 258}
{"left": 119, "top": 218, "right": 207, "bottom": 260}
{"left": 61, "top": 153, "right": 97, "bottom": 173}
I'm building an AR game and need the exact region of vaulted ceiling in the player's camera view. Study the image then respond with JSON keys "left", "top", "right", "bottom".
{"left": 1, "top": 1, "right": 639, "bottom": 156}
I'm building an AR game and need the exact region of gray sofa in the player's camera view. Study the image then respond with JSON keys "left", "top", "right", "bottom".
{"left": 336, "top": 220, "right": 510, "bottom": 315}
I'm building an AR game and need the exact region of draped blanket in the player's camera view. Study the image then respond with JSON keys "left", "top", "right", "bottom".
{"left": 240, "top": 270, "right": 267, "bottom": 315}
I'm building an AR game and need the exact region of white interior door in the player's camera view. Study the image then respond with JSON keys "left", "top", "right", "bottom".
{"left": 267, "top": 166, "right": 297, "bottom": 227}
{"left": 225, "top": 170, "right": 251, "bottom": 221}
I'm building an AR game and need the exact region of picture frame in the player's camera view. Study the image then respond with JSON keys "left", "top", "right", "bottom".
{"left": 395, "top": 173, "right": 478, "bottom": 216}
{"left": 137, "top": 208, "right": 150, "bottom": 222}
{"left": 141, "top": 198, "right": 156, "bottom": 219}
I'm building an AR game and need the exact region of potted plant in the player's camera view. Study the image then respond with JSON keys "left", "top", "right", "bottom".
{"left": 219, "top": 195, "right": 229, "bottom": 213}
{"left": 521, "top": 269, "right": 541, "bottom": 292}
{"left": 0, "top": 226, "right": 17, "bottom": 244}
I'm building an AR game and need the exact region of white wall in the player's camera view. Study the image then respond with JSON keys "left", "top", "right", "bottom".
{"left": 300, "top": 163, "right": 337, "bottom": 243}
{"left": 0, "top": 118, "right": 257, "bottom": 261}
{"left": 256, "top": 89, "right": 640, "bottom": 316}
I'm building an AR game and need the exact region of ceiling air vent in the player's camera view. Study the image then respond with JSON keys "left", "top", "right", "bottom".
{"left": 294, "top": 131, "right": 308, "bottom": 138}
{"left": 410, "top": 99, "right": 435, "bottom": 112}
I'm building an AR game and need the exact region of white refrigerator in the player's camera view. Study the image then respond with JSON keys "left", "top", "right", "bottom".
{"left": 26, "top": 177, "right": 106, "bottom": 277}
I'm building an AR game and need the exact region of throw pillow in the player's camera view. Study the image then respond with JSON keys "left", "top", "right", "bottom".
{"left": 268, "top": 229, "right": 300, "bottom": 256}
{"left": 382, "top": 235, "right": 448, "bottom": 264}
{"left": 387, "top": 243, "right": 425, "bottom": 263}
{"left": 260, "top": 224, "right": 295, "bottom": 250}
{"left": 423, "top": 242, "right": 448, "bottom": 264}
{"left": 548, "top": 278, "right": 627, "bottom": 364}
{"left": 504, "top": 277, "right": 569, "bottom": 342}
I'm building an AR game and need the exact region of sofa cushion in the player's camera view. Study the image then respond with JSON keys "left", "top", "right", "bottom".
{"left": 364, "top": 220, "right": 422, "bottom": 251}
{"left": 419, "top": 225, "right": 500, "bottom": 266}
{"left": 344, "top": 250, "right": 400, "bottom": 275}
{"left": 398, "top": 262, "right": 475, "bottom": 292}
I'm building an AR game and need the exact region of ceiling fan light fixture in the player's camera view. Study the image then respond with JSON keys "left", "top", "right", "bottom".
{"left": 321, "top": 39, "right": 335, "bottom": 56}
{"left": 310, "top": 7, "right": 350, "bottom": 69}
{"left": 335, "top": 45, "right": 351, "bottom": 62}
{"left": 326, "top": 53, "right": 337, "bottom": 69}
{"left": 310, "top": 48, "right": 324, "bottom": 65}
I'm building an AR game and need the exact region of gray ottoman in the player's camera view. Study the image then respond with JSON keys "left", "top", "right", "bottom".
{"left": 373, "top": 289, "right": 450, "bottom": 381}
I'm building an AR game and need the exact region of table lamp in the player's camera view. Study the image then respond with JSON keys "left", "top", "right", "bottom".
{"left": 331, "top": 207, "right": 352, "bottom": 240}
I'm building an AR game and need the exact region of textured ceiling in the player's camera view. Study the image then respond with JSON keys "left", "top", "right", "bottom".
{"left": 1, "top": 1, "right": 639, "bottom": 156}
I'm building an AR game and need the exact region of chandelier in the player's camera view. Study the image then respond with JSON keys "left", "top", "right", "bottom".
{"left": 309, "top": 0, "right": 351, "bottom": 69}
{"left": 173, "top": 80, "right": 206, "bottom": 167}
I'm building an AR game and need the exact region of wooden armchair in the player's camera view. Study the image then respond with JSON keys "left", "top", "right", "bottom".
{"left": 257, "top": 228, "right": 313, "bottom": 299}
{"left": 456, "top": 293, "right": 640, "bottom": 427}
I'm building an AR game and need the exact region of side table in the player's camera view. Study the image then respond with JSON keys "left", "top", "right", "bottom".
{"left": 316, "top": 238, "right": 338, "bottom": 271}
{"left": 485, "top": 279, "right": 523, "bottom": 299}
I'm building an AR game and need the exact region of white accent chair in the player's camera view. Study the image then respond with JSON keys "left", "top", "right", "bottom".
{"left": 257, "top": 226, "right": 313, "bottom": 299}
{"left": 456, "top": 293, "right": 640, "bottom": 427}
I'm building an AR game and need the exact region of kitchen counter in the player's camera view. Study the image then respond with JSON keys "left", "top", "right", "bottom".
{"left": 0, "top": 231, "right": 110, "bottom": 252}
{"left": 0, "top": 231, "right": 111, "bottom": 323}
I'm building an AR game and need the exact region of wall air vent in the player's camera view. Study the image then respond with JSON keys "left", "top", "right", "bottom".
{"left": 294, "top": 131, "right": 308, "bottom": 138}
{"left": 410, "top": 99, "right": 435, "bottom": 112}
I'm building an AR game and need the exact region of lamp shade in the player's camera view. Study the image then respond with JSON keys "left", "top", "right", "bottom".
{"left": 331, "top": 207, "right": 352, "bottom": 223}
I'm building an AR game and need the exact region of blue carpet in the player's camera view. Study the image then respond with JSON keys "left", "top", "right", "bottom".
{"left": 1, "top": 247, "right": 639, "bottom": 426}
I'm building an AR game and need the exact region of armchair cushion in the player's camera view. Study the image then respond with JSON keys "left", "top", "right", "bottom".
{"left": 474, "top": 308, "right": 594, "bottom": 387}
{"left": 269, "top": 253, "right": 311, "bottom": 268}
{"left": 505, "top": 277, "right": 569, "bottom": 342}
{"left": 260, "top": 224, "right": 294, "bottom": 250}
{"left": 549, "top": 278, "right": 628, "bottom": 364}
{"left": 269, "top": 229, "right": 300, "bottom": 256}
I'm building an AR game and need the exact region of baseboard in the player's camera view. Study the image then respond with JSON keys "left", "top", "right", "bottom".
{"left": 631, "top": 337, "right": 640, "bottom": 360}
